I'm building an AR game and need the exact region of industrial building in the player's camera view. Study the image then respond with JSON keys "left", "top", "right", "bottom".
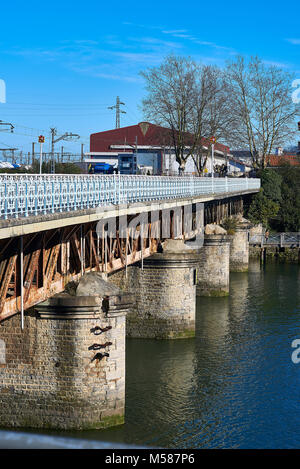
{"left": 87, "top": 122, "right": 249, "bottom": 175}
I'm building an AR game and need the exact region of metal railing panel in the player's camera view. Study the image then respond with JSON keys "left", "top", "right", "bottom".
{"left": 0, "top": 174, "right": 260, "bottom": 219}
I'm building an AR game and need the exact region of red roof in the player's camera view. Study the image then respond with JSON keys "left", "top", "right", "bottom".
{"left": 266, "top": 154, "right": 300, "bottom": 167}
{"left": 90, "top": 122, "right": 230, "bottom": 154}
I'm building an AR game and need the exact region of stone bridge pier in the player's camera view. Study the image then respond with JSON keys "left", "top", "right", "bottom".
{"left": 110, "top": 240, "right": 199, "bottom": 339}
{"left": 229, "top": 225, "right": 250, "bottom": 272}
{"left": 196, "top": 233, "right": 230, "bottom": 297}
{"left": 0, "top": 274, "right": 132, "bottom": 430}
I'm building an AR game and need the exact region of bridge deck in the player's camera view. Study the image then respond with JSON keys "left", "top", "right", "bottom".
{"left": 0, "top": 175, "right": 260, "bottom": 321}
{"left": 0, "top": 174, "right": 260, "bottom": 239}
{"left": 0, "top": 188, "right": 258, "bottom": 240}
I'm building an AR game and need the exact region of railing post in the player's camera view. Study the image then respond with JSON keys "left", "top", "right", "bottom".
{"left": 43, "top": 181, "right": 47, "bottom": 215}
{"left": 51, "top": 180, "right": 55, "bottom": 213}
{"left": 25, "top": 182, "right": 28, "bottom": 217}
{"left": 34, "top": 180, "right": 38, "bottom": 216}
{"left": 280, "top": 233, "right": 284, "bottom": 248}
{"left": 15, "top": 182, "right": 18, "bottom": 219}
{"left": 59, "top": 181, "right": 62, "bottom": 212}
{"left": 92, "top": 179, "right": 95, "bottom": 207}
{"left": 74, "top": 180, "right": 77, "bottom": 211}
{"left": 4, "top": 181, "right": 7, "bottom": 220}
{"left": 67, "top": 180, "right": 70, "bottom": 212}
{"left": 86, "top": 177, "right": 89, "bottom": 209}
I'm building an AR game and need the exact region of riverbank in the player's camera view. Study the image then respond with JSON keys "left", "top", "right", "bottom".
{"left": 250, "top": 246, "right": 300, "bottom": 263}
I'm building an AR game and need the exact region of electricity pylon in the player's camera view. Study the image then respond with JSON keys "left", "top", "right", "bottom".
{"left": 108, "top": 96, "right": 126, "bottom": 129}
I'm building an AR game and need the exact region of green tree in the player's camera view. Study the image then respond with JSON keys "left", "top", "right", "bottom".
{"left": 247, "top": 190, "right": 279, "bottom": 227}
{"left": 259, "top": 169, "right": 282, "bottom": 203}
{"left": 275, "top": 166, "right": 300, "bottom": 231}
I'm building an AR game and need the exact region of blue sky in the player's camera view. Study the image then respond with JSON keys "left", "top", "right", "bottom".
{"left": 0, "top": 0, "right": 299, "bottom": 156}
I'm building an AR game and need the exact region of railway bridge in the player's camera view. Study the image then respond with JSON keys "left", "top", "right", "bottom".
{"left": 0, "top": 173, "right": 260, "bottom": 431}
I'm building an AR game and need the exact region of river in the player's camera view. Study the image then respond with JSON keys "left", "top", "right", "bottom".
{"left": 41, "top": 261, "right": 300, "bottom": 448}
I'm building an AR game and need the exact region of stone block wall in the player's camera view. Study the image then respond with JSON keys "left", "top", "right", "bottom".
{"left": 196, "top": 235, "right": 230, "bottom": 296}
{"left": 0, "top": 301, "right": 125, "bottom": 430}
{"left": 109, "top": 254, "right": 197, "bottom": 339}
{"left": 229, "top": 228, "right": 249, "bottom": 272}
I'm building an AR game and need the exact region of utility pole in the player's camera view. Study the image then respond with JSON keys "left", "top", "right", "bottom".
{"left": 50, "top": 128, "right": 80, "bottom": 173}
{"left": 32, "top": 142, "right": 35, "bottom": 165}
{"left": 50, "top": 128, "right": 57, "bottom": 173}
{"left": 38, "top": 135, "right": 45, "bottom": 174}
{"left": 108, "top": 96, "right": 126, "bottom": 129}
{"left": 81, "top": 143, "right": 84, "bottom": 162}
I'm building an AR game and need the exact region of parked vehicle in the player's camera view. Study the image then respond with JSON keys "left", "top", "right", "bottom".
{"left": 88, "top": 163, "right": 117, "bottom": 174}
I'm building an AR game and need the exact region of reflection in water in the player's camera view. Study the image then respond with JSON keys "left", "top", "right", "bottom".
{"left": 34, "top": 261, "right": 300, "bottom": 448}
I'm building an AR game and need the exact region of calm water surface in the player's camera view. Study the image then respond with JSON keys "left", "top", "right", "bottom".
{"left": 44, "top": 261, "right": 300, "bottom": 448}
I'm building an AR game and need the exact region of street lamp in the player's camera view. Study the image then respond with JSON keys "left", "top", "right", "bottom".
{"left": 210, "top": 136, "right": 216, "bottom": 178}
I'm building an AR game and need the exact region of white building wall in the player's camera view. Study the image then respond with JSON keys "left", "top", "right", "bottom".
{"left": 165, "top": 152, "right": 226, "bottom": 174}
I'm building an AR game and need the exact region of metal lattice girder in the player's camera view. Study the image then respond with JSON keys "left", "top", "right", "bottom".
{"left": 0, "top": 214, "right": 174, "bottom": 321}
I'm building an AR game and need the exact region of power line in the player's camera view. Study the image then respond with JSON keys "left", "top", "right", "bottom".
{"left": 7, "top": 102, "right": 113, "bottom": 107}
{"left": 0, "top": 140, "right": 12, "bottom": 148}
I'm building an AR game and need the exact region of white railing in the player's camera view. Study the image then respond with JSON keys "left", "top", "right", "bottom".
{"left": 0, "top": 174, "right": 260, "bottom": 219}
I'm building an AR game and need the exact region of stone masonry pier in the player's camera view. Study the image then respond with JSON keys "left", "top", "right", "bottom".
{"left": 0, "top": 274, "right": 132, "bottom": 430}
{"left": 110, "top": 240, "right": 199, "bottom": 339}
{"left": 196, "top": 233, "right": 230, "bottom": 297}
{"left": 229, "top": 225, "right": 250, "bottom": 272}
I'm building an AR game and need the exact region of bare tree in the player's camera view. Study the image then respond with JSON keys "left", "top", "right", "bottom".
{"left": 141, "top": 56, "right": 238, "bottom": 175}
{"left": 189, "top": 65, "right": 218, "bottom": 175}
{"left": 141, "top": 56, "right": 228, "bottom": 173}
{"left": 225, "top": 56, "right": 298, "bottom": 168}
{"left": 141, "top": 55, "right": 199, "bottom": 172}
{"left": 190, "top": 67, "right": 237, "bottom": 174}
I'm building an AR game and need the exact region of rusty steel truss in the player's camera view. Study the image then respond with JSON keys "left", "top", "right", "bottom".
{"left": 0, "top": 196, "right": 245, "bottom": 323}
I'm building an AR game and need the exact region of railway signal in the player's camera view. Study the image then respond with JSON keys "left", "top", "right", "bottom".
{"left": 38, "top": 135, "right": 45, "bottom": 174}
